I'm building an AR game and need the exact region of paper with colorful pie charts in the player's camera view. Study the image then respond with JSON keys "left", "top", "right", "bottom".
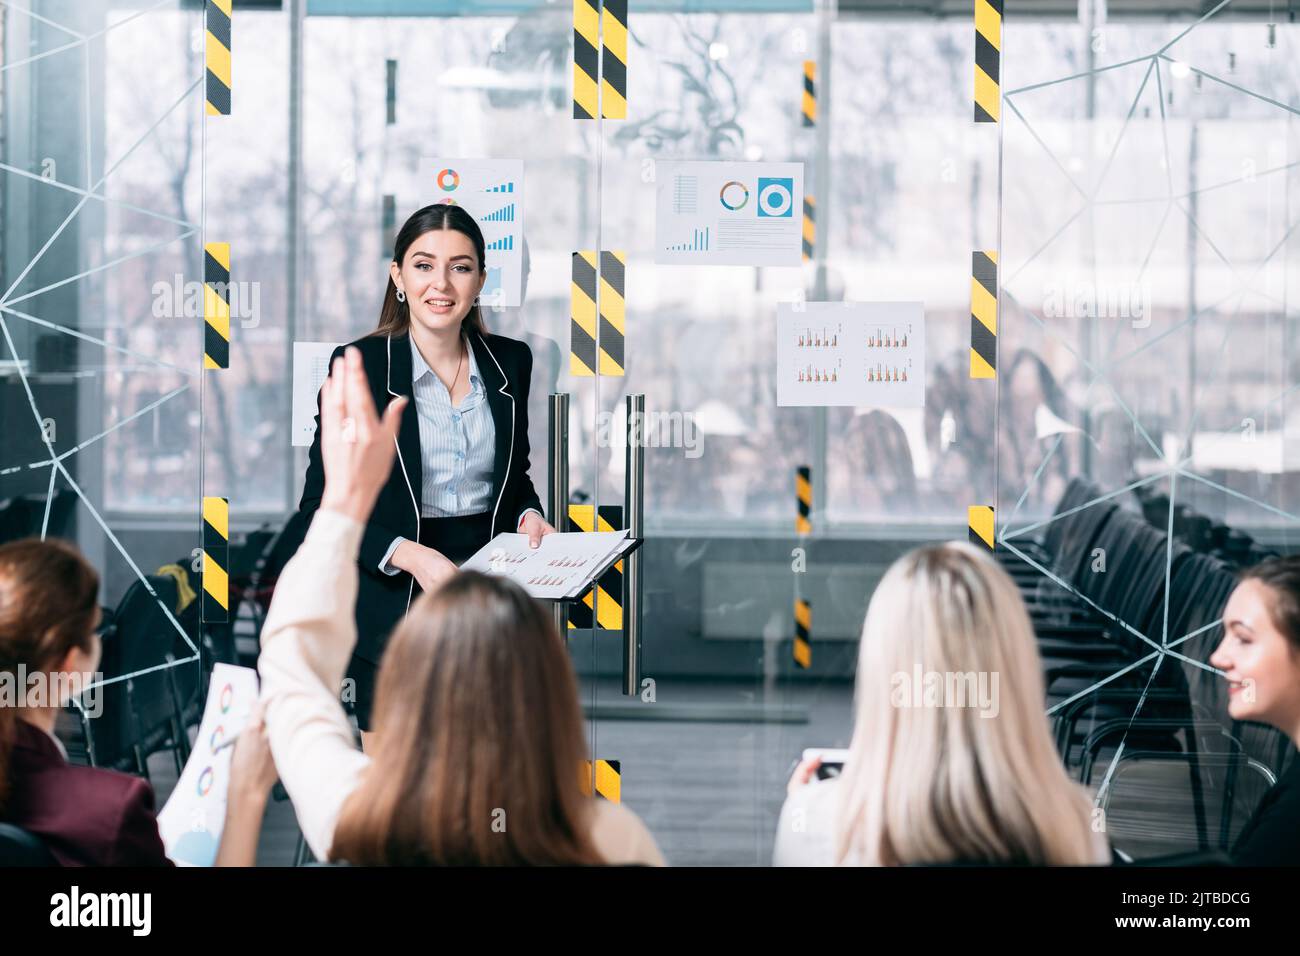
{"left": 655, "top": 160, "right": 805, "bottom": 266}
{"left": 156, "top": 663, "right": 259, "bottom": 866}
{"left": 422, "top": 157, "right": 525, "bottom": 308}
{"left": 459, "top": 530, "right": 632, "bottom": 600}
{"left": 776, "top": 301, "right": 926, "bottom": 408}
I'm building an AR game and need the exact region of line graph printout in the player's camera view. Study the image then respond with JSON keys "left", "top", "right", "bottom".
{"left": 776, "top": 301, "right": 925, "bottom": 407}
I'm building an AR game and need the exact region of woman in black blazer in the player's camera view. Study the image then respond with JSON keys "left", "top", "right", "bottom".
{"left": 1209, "top": 554, "right": 1300, "bottom": 865}
{"left": 299, "top": 204, "right": 556, "bottom": 735}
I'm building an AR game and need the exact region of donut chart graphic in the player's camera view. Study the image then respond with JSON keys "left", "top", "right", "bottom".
{"left": 757, "top": 177, "right": 794, "bottom": 218}
{"left": 197, "top": 766, "right": 214, "bottom": 797}
{"left": 219, "top": 683, "right": 233, "bottom": 713}
{"left": 437, "top": 168, "right": 460, "bottom": 191}
{"left": 209, "top": 725, "right": 225, "bottom": 752}
{"left": 719, "top": 180, "right": 749, "bottom": 211}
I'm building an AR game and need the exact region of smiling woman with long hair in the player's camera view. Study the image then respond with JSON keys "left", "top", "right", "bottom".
{"left": 297, "top": 204, "right": 557, "bottom": 746}
{"left": 1210, "top": 555, "right": 1300, "bottom": 865}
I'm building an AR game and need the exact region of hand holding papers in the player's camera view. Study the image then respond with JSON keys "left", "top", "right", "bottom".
{"left": 460, "top": 530, "right": 637, "bottom": 601}
{"left": 157, "top": 664, "right": 258, "bottom": 866}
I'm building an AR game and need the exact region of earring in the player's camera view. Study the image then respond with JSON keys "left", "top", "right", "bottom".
{"left": 395, "top": 288, "right": 406, "bottom": 303}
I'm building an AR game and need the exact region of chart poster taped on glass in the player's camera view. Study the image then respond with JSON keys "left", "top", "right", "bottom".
{"left": 655, "top": 160, "right": 805, "bottom": 267}
{"left": 776, "top": 301, "right": 925, "bottom": 408}
{"left": 419, "top": 157, "right": 525, "bottom": 307}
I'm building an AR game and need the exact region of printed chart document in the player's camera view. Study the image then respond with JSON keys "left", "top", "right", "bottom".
{"left": 776, "top": 301, "right": 925, "bottom": 408}
{"left": 422, "top": 156, "right": 525, "bottom": 307}
{"left": 655, "top": 160, "right": 805, "bottom": 266}
{"left": 157, "top": 663, "right": 259, "bottom": 866}
{"left": 460, "top": 530, "right": 635, "bottom": 600}
{"left": 291, "top": 341, "right": 343, "bottom": 447}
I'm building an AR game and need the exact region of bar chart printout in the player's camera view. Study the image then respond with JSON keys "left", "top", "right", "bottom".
{"left": 459, "top": 530, "right": 631, "bottom": 600}
{"left": 776, "top": 301, "right": 925, "bottom": 407}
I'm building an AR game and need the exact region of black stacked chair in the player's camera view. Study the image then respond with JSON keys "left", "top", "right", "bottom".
{"left": 1005, "top": 477, "right": 1290, "bottom": 859}
{"left": 83, "top": 574, "right": 198, "bottom": 781}
{"left": 245, "top": 510, "right": 310, "bottom": 643}
{"left": 0, "top": 823, "right": 56, "bottom": 867}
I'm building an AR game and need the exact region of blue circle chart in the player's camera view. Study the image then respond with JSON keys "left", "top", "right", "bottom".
{"left": 757, "top": 177, "right": 794, "bottom": 218}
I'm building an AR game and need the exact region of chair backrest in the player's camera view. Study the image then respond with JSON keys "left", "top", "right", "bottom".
{"left": 0, "top": 822, "right": 57, "bottom": 866}
{"left": 1102, "top": 751, "right": 1278, "bottom": 857}
{"left": 230, "top": 526, "right": 276, "bottom": 582}
{"left": 95, "top": 575, "right": 190, "bottom": 768}
{"left": 251, "top": 510, "right": 311, "bottom": 613}
{"left": 21, "top": 490, "right": 75, "bottom": 541}
{"left": 0, "top": 497, "right": 33, "bottom": 545}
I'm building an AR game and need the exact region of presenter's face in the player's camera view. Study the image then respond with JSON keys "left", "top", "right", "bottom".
{"left": 392, "top": 229, "right": 486, "bottom": 334}
{"left": 1211, "top": 579, "right": 1300, "bottom": 729}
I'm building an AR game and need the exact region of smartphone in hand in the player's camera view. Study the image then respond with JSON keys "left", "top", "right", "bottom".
{"left": 801, "top": 748, "right": 849, "bottom": 780}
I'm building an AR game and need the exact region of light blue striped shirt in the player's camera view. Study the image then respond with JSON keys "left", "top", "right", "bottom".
{"left": 412, "top": 333, "right": 496, "bottom": 517}
{"left": 380, "top": 334, "right": 496, "bottom": 573}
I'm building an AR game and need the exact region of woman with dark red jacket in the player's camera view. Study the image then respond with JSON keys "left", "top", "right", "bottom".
{"left": 0, "top": 538, "right": 276, "bottom": 866}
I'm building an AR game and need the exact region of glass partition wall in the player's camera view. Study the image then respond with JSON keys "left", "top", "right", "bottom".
{"left": 3, "top": 0, "right": 1293, "bottom": 865}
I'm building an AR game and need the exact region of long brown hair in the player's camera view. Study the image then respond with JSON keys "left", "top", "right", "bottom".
{"left": 329, "top": 572, "right": 604, "bottom": 865}
{"left": 0, "top": 539, "right": 100, "bottom": 811}
{"left": 1239, "top": 554, "right": 1300, "bottom": 653}
{"left": 373, "top": 203, "right": 488, "bottom": 339}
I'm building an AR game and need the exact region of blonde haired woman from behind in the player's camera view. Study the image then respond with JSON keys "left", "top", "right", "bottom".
{"left": 774, "top": 542, "right": 1108, "bottom": 866}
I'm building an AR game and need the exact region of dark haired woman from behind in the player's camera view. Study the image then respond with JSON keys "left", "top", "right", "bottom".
{"left": 0, "top": 539, "right": 278, "bottom": 866}
{"left": 298, "top": 203, "right": 556, "bottom": 748}
{"left": 262, "top": 348, "right": 663, "bottom": 865}
{"left": 1210, "top": 554, "right": 1300, "bottom": 866}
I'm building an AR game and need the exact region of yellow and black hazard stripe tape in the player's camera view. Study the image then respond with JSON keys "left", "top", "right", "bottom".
{"left": 801, "top": 59, "right": 816, "bottom": 127}
{"left": 574, "top": 0, "right": 629, "bottom": 120}
{"left": 795, "top": 465, "right": 811, "bottom": 534}
{"left": 570, "top": 250, "right": 625, "bottom": 377}
{"left": 202, "top": 496, "right": 229, "bottom": 623}
{"left": 204, "top": 242, "right": 230, "bottom": 370}
{"left": 802, "top": 196, "right": 815, "bottom": 262}
{"left": 601, "top": 0, "right": 627, "bottom": 119}
{"left": 968, "top": 505, "right": 995, "bottom": 553}
{"left": 970, "top": 250, "right": 997, "bottom": 379}
{"left": 580, "top": 759, "right": 621, "bottom": 802}
{"left": 793, "top": 597, "right": 812, "bottom": 669}
{"left": 205, "top": 0, "right": 232, "bottom": 116}
{"left": 567, "top": 504, "right": 623, "bottom": 630}
{"left": 572, "top": 0, "right": 600, "bottom": 120}
{"left": 974, "top": 0, "right": 1001, "bottom": 123}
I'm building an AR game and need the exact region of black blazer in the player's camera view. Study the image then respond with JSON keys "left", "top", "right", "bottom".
{"left": 299, "top": 328, "right": 545, "bottom": 662}
{"left": 1231, "top": 750, "right": 1300, "bottom": 866}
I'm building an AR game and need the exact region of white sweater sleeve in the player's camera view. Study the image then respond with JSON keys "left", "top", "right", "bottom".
{"left": 257, "top": 508, "right": 372, "bottom": 861}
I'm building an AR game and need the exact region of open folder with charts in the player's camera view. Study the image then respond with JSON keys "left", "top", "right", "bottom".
{"left": 459, "top": 530, "right": 639, "bottom": 601}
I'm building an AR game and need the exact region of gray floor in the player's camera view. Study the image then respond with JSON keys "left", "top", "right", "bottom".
{"left": 141, "top": 678, "right": 856, "bottom": 867}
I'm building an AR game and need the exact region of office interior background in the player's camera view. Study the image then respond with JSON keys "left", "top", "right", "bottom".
{"left": 0, "top": 0, "right": 1296, "bottom": 865}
